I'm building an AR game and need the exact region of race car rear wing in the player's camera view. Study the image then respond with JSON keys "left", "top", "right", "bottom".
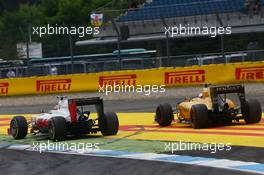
{"left": 68, "top": 97, "right": 104, "bottom": 123}
{"left": 69, "top": 97, "right": 103, "bottom": 106}
{"left": 210, "top": 85, "right": 245, "bottom": 95}
{"left": 210, "top": 85, "right": 246, "bottom": 113}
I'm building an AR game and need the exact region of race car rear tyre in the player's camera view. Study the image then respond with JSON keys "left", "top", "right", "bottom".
{"left": 244, "top": 99, "right": 262, "bottom": 124}
{"left": 191, "top": 104, "right": 208, "bottom": 129}
{"left": 156, "top": 103, "right": 173, "bottom": 126}
{"left": 101, "top": 112, "right": 119, "bottom": 136}
{"left": 49, "top": 117, "right": 67, "bottom": 141}
{"left": 10, "top": 116, "right": 28, "bottom": 139}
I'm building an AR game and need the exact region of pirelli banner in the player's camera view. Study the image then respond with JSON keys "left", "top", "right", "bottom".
{"left": 0, "top": 61, "right": 263, "bottom": 96}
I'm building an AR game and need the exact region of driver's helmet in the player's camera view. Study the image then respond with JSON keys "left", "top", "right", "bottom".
{"left": 201, "top": 87, "right": 210, "bottom": 98}
{"left": 54, "top": 96, "right": 68, "bottom": 109}
{"left": 58, "top": 98, "right": 68, "bottom": 108}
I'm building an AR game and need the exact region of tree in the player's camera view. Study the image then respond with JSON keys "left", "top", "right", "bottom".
{"left": 0, "top": 0, "right": 114, "bottom": 60}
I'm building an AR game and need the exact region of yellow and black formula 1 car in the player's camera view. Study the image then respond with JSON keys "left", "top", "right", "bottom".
{"left": 155, "top": 85, "right": 262, "bottom": 129}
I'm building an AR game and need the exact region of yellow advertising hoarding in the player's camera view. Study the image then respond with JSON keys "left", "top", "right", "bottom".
{"left": 0, "top": 61, "right": 263, "bottom": 96}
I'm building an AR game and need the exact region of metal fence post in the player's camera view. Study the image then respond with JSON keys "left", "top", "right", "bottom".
{"left": 111, "top": 19, "right": 122, "bottom": 70}
{"left": 69, "top": 33, "right": 74, "bottom": 74}
{"left": 162, "top": 18, "right": 171, "bottom": 67}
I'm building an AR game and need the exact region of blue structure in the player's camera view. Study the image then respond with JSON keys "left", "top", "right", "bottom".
{"left": 118, "top": 0, "right": 264, "bottom": 21}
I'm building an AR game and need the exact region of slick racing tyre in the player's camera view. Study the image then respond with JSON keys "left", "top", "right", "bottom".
{"left": 156, "top": 103, "right": 174, "bottom": 126}
{"left": 191, "top": 104, "right": 209, "bottom": 129}
{"left": 10, "top": 116, "right": 28, "bottom": 139}
{"left": 49, "top": 117, "right": 67, "bottom": 141}
{"left": 244, "top": 99, "right": 262, "bottom": 124}
{"left": 101, "top": 112, "right": 119, "bottom": 136}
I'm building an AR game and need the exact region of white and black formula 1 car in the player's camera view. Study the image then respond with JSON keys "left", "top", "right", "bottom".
{"left": 8, "top": 96, "right": 119, "bottom": 141}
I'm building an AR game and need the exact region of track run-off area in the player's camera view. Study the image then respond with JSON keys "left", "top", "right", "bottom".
{"left": 1, "top": 113, "right": 264, "bottom": 148}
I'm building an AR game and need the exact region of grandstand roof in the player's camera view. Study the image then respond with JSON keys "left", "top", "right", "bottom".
{"left": 76, "top": 25, "right": 264, "bottom": 46}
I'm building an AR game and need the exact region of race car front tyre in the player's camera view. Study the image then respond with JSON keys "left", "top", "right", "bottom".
{"left": 49, "top": 117, "right": 67, "bottom": 141}
{"left": 101, "top": 112, "right": 119, "bottom": 136}
{"left": 156, "top": 103, "right": 173, "bottom": 126}
{"left": 191, "top": 104, "right": 209, "bottom": 129}
{"left": 244, "top": 99, "right": 262, "bottom": 124}
{"left": 10, "top": 116, "right": 28, "bottom": 139}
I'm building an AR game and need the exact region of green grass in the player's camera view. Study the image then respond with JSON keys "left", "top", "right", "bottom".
{"left": 1, "top": 134, "right": 219, "bottom": 154}
{"left": 0, "top": 134, "right": 167, "bottom": 153}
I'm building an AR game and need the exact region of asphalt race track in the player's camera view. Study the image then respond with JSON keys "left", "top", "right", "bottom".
{"left": 1, "top": 93, "right": 264, "bottom": 114}
{"left": 1, "top": 95, "right": 264, "bottom": 175}
{"left": 0, "top": 149, "right": 257, "bottom": 175}
{"left": 1, "top": 98, "right": 181, "bottom": 114}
